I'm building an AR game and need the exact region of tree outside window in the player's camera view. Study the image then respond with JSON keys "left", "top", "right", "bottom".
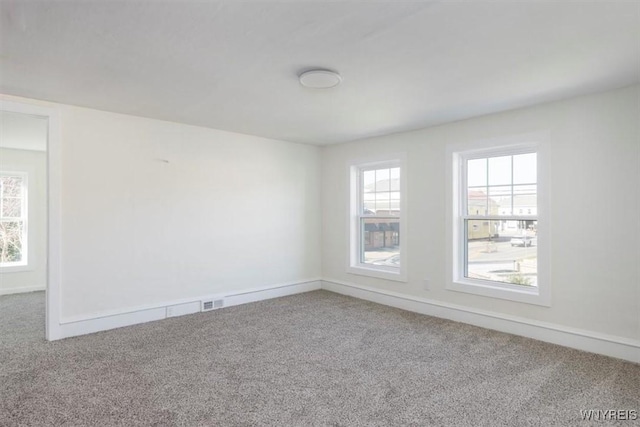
{"left": 0, "top": 173, "right": 27, "bottom": 266}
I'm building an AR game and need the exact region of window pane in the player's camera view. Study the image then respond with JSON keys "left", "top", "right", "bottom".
{"left": 363, "top": 192, "right": 375, "bottom": 214}
{"left": 513, "top": 195, "right": 537, "bottom": 215}
{"left": 513, "top": 153, "right": 536, "bottom": 184}
{"left": 488, "top": 156, "right": 512, "bottom": 186}
{"left": 465, "top": 219, "right": 537, "bottom": 287}
{"left": 363, "top": 170, "right": 375, "bottom": 190}
{"left": 0, "top": 220, "right": 24, "bottom": 264}
{"left": 375, "top": 169, "right": 390, "bottom": 191}
{"left": 467, "top": 189, "right": 488, "bottom": 216}
{"left": 0, "top": 176, "right": 23, "bottom": 197}
{"left": 390, "top": 168, "right": 400, "bottom": 191}
{"left": 493, "top": 196, "right": 512, "bottom": 216}
{"left": 375, "top": 192, "right": 390, "bottom": 213}
{"left": 361, "top": 218, "right": 400, "bottom": 268}
{"left": 1, "top": 198, "right": 21, "bottom": 218}
{"left": 488, "top": 186, "right": 510, "bottom": 216}
{"left": 389, "top": 198, "right": 400, "bottom": 213}
{"left": 362, "top": 170, "right": 376, "bottom": 214}
{"left": 467, "top": 159, "right": 486, "bottom": 187}
{"left": 389, "top": 190, "right": 400, "bottom": 215}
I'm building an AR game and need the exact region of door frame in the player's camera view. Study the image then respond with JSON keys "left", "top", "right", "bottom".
{"left": 1, "top": 99, "right": 62, "bottom": 340}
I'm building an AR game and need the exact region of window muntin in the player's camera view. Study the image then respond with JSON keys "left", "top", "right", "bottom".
{"left": 0, "top": 173, "right": 28, "bottom": 267}
{"left": 461, "top": 150, "right": 538, "bottom": 288}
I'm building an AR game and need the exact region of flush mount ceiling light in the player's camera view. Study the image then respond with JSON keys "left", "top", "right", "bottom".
{"left": 299, "top": 69, "right": 342, "bottom": 89}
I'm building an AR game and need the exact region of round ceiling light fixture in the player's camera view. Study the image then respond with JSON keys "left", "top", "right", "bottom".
{"left": 299, "top": 69, "right": 342, "bottom": 89}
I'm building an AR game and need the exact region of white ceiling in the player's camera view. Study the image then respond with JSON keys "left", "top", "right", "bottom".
{"left": 1, "top": 1, "right": 638, "bottom": 145}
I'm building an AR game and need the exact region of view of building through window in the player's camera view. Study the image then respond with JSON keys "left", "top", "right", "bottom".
{"left": 360, "top": 166, "right": 400, "bottom": 268}
{"left": 0, "top": 174, "right": 26, "bottom": 266}
{"left": 464, "top": 153, "right": 537, "bottom": 286}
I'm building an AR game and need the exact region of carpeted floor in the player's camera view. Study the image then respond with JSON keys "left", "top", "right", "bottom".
{"left": 0, "top": 291, "right": 638, "bottom": 426}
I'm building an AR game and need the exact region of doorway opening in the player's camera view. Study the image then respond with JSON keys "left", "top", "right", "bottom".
{"left": 0, "top": 100, "right": 60, "bottom": 340}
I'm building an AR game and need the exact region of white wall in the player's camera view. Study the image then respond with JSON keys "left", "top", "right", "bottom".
{"left": 1, "top": 94, "right": 321, "bottom": 321}
{"left": 60, "top": 106, "right": 321, "bottom": 320}
{"left": 0, "top": 148, "right": 47, "bottom": 294}
{"left": 322, "top": 85, "right": 639, "bottom": 342}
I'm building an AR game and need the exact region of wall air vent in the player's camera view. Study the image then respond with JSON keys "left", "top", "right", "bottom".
{"left": 202, "top": 299, "right": 224, "bottom": 312}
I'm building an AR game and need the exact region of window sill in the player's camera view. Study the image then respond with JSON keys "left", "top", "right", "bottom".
{"left": 448, "top": 278, "right": 550, "bottom": 307}
{"left": 347, "top": 265, "right": 407, "bottom": 283}
{"left": 1, "top": 264, "right": 33, "bottom": 273}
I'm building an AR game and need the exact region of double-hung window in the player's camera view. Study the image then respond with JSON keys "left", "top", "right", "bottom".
{"left": 0, "top": 172, "right": 28, "bottom": 268}
{"left": 349, "top": 157, "right": 406, "bottom": 281}
{"left": 449, "top": 139, "right": 549, "bottom": 305}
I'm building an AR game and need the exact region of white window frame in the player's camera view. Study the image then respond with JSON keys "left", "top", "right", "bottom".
{"left": 0, "top": 171, "right": 29, "bottom": 270}
{"left": 446, "top": 134, "right": 550, "bottom": 306}
{"left": 348, "top": 154, "right": 407, "bottom": 282}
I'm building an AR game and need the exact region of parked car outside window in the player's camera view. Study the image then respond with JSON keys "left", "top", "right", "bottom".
{"left": 510, "top": 233, "right": 535, "bottom": 247}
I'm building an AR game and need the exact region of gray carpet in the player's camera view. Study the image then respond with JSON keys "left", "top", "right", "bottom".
{"left": 0, "top": 291, "right": 638, "bottom": 427}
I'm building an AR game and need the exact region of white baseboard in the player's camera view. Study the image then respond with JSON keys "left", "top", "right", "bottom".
{"left": 321, "top": 279, "right": 640, "bottom": 364}
{"left": 49, "top": 277, "right": 639, "bottom": 364}
{"left": 222, "top": 280, "right": 322, "bottom": 307}
{"left": 58, "top": 306, "right": 168, "bottom": 339}
{"left": 56, "top": 279, "right": 322, "bottom": 340}
{"left": 0, "top": 285, "right": 46, "bottom": 295}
